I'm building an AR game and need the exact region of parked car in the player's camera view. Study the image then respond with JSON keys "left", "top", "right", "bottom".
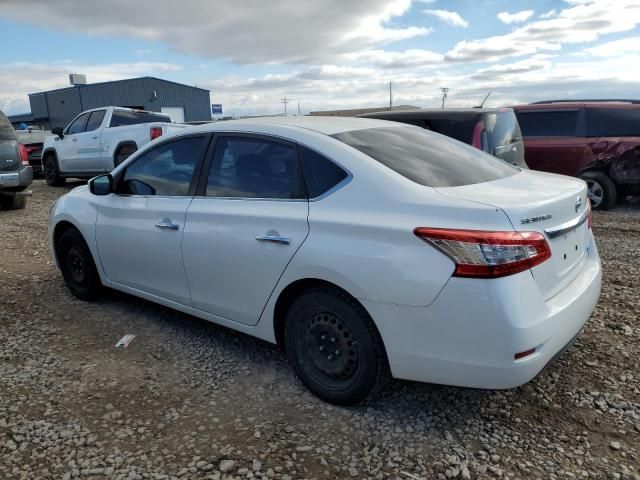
{"left": 15, "top": 126, "right": 53, "bottom": 176}
{"left": 0, "top": 110, "right": 33, "bottom": 210}
{"left": 513, "top": 100, "right": 640, "bottom": 209}
{"left": 359, "top": 108, "right": 527, "bottom": 168}
{"left": 49, "top": 117, "right": 601, "bottom": 405}
{"left": 42, "top": 107, "right": 187, "bottom": 186}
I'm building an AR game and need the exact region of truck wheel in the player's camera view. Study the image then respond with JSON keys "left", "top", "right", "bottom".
{"left": 44, "top": 154, "right": 66, "bottom": 187}
{"left": 0, "top": 194, "right": 26, "bottom": 210}
{"left": 581, "top": 171, "right": 616, "bottom": 210}
{"left": 114, "top": 145, "right": 137, "bottom": 167}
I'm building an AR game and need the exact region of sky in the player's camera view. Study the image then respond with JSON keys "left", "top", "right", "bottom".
{"left": 1, "top": 0, "right": 640, "bottom": 117}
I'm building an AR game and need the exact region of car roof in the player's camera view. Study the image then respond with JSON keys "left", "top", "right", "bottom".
{"left": 186, "top": 115, "right": 404, "bottom": 136}
{"left": 359, "top": 107, "right": 512, "bottom": 121}
{"left": 514, "top": 101, "right": 640, "bottom": 110}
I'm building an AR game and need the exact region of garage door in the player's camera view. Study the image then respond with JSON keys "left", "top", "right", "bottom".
{"left": 161, "top": 107, "right": 185, "bottom": 123}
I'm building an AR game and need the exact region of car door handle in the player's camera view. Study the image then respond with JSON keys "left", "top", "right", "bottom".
{"left": 255, "top": 235, "right": 290, "bottom": 245}
{"left": 72, "top": 137, "right": 78, "bottom": 142}
{"left": 155, "top": 221, "right": 180, "bottom": 231}
{"left": 92, "top": 135, "right": 99, "bottom": 139}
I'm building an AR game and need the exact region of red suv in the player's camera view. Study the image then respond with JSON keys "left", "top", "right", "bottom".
{"left": 514, "top": 100, "right": 640, "bottom": 209}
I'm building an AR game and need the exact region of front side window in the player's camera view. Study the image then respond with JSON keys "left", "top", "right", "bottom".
{"left": 332, "top": 126, "right": 517, "bottom": 188}
{"left": 585, "top": 108, "right": 640, "bottom": 137}
{"left": 206, "top": 136, "right": 305, "bottom": 199}
{"left": 120, "top": 136, "right": 206, "bottom": 196}
{"left": 85, "top": 110, "right": 106, "bottom": 132}
{"left": 67, "top": 113, "right": 90, "bottom": 135}
{"left": 516, "top": 110, "right": 579, "bottom": 137}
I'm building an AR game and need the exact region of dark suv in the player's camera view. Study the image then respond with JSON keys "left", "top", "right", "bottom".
{"left": 0, "top": 110, "right": 33, "bottom": 210}
{"left": 359, "top": 108, "right": 527, "bottom": 168}
{"left": 514, "top": 100, "right": 640, "bottom": 209}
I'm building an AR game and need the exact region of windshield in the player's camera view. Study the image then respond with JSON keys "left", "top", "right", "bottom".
{"left": 0, "top": 112, "right": 16, "bottom": 141}
{"left": 332, "top": 126, "right": 518, "bottom": 188}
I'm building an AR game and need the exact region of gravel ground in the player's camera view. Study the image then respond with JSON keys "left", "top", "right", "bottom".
{"left": 1, "top": 180, "right": 639, "bottom": 480}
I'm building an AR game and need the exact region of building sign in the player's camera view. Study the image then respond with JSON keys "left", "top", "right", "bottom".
{"left": 211, "top": 104, "right": 223, "bottom": 114}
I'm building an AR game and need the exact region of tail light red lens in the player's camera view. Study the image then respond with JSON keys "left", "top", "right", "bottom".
{"left": 150, "top": 126, "right": 163, "bottom": 141}
{"left": 414, "top": 228, "right": 552, "bottom": 278}
{"left": 18, "top": 144, "right": 29, "bottom": 165}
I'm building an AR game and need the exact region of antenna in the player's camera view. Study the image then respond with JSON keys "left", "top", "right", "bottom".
{"left": 440, "top": 87, "right": 449, "bottom": 109}
{"left": 476, "top": 91, "right": 492, "bottom": 108}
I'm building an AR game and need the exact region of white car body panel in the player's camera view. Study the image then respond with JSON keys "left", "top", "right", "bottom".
{"left": 49, "top": 116, "right": 602, "bottom": 390}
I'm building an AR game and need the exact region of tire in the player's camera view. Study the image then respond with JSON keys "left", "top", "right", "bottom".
{"left": 0, "top": 194, "right": 26, "bottom": 210}
{"left": 114, "top": 144, "right": 137, "bottom": 167}
{"left": 581, "top": 171, "right": 616, "bottom": 210}
{"left": 44, "top": 154, "right": 66, "bottom": 187}
{"left": 56, "top": 229, "right": 102, "bottom": 300}
{"left": 284, "top": 287, "right": 389, "bottom": 405}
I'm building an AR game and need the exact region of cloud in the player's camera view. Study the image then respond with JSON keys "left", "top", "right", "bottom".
{"left": 344, "top": 49, "right": 443, "bottom": 68}
{"left": 585, "top": 36, "right": 640, "bottom": 56}
{"left": 497, "top": 10, "right": 534, "bottom": 24}
{"left": 446, "top": 0, "right": 640, "bottom": 62}
{"left": 0, "top": 0, "right": 429, "bottom": 64}
{"left": 423, "top": 9, "right": 469, "bottom": 28}
{"left": 540, "top": 9, "right": 558, "bottom": 19}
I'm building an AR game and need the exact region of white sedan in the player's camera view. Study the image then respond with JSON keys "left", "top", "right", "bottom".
{"left": 48, "top": 116, "right": 601, "bottom": 405}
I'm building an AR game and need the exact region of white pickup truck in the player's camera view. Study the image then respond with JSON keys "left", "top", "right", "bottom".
{"left": 42, "top": 106, "right": 188, "bottom": 186}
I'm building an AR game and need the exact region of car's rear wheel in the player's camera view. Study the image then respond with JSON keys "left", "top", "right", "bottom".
{"left": 57, "top": 229, "right": 102, "bottom": 300}
{"left": 581, "top": 171, "right": 616, "bottom": 210}
{"left": 114, "top": 144, "right": 137, "bottom": 167}
{"left": 284, "top": 287, "right": 388, "bottom": 405}
{"left": 0, "top": 194, "right": 26, "bottom": 210}
{"left": 44, "top": 154, "right": 66, "bottom": 187}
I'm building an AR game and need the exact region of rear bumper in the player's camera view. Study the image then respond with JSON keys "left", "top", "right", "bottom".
{"left": 0, "top": 166, "right": 33, "bottom": 191}
{"left": 363, "top": 232, "right": 601, "bottom": 389}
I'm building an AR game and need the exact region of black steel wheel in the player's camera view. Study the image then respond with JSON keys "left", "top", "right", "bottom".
{"left": 44, "top": 154, "right": 65, "bottom": 187}
{"left": 57, "top": 229, "right": 102, "bottom": 300}
{"left": 284, "top": 287, "right": 388, "bottom": 405}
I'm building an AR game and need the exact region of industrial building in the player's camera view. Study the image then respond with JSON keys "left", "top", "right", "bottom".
{"left": 8, "top": 76, "right": 211, "bottom": 129}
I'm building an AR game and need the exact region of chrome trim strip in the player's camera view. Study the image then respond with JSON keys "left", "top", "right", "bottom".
{"left": 544, "top": 209, "right": 589, "bottom": 239}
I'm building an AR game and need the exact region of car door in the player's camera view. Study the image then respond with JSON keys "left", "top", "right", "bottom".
{"left": 56, "top": 112, "right": 90, "bottom": 173}
{"left": 515, "top": 108, "right": 586, "bottom": 176}
{"left": 95, "top": 134, "right": 210, "bottom": 305}
{"left": 182, "top": 134, "right": 310, "bottom": 326}
{"left": 75, "top": 110, "right": 106, "bottom": 172}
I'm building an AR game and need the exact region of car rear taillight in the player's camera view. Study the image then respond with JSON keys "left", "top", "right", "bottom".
{"left": 471, "top": 121, "right": 484, "bottom": 150}
{"left": 150, "top": 126, "right": 163, "bottom": 141}
{"left": 414, "top": 228, "right": 552, "bottom": 278}
{"left": 18, "top": 144, "right": 29, "bottom": 165}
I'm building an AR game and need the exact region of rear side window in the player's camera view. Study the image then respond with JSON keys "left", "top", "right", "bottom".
{"left": 516, "top": 110, "right": 579, "bottom": 137}
{"left": 299, "top": 145, "right": 348, "bottom": 198}
{"left": 585, "top": 108, "right": 640, "bottom": 137}
{"left": 85, "top": 110, "right": 106, "bottom": 132}
{"left": 121, "top": 136, "right": 206, "bottom": 196}
{"left": 0, "top": 111, "right": 16, "bottom": 141}
{"left": 110, "top": 110, "right": 171, "bottom": 127}
{"left": 332, "top": 126, "right": 517, "bottom": 188}
{"left": 206, "top": 136, "right": 305, "bottom": 199}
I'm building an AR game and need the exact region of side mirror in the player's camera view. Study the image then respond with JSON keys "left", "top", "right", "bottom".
{"left": 52, "top": 127, "right": 64, "bottom": 139}
{"left": 89, "top": 174, "right": 113, "bottom": 196}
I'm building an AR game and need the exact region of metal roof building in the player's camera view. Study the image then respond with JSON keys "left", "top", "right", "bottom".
{"left": 9, "top": 76, "right": 211, "bottom": 129}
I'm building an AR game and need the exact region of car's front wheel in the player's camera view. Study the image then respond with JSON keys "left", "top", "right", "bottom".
{"left": 57, "top": 228, "right": 102, "bottom": 300}
{"left": 581, "top": 171, "right": 616, "bottom": 210}
{"left": 284, "top": 287, "right": 388, "bottom": 405}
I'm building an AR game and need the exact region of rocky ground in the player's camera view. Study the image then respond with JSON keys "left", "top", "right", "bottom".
{"left": 0, "top": 181, "right": 638, "bottom": 480}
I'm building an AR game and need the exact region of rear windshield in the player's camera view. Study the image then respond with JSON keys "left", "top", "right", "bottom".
{"left": 0, "top": 112, "right": 16, "bottom": 141}
{"left": 332, "top": 126, "right": 518, "bottom": 188}
{"left": 585, "top": 108, "right": 640, "bottom": 137}
{"left": 109, "top": 110, "right": 171, "bottom": 127}
{"left": 483, "top": 111, "right": 522, "bottom": 150}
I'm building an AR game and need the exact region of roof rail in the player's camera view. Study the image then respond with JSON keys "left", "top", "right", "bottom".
{"left": 530, "top": 99, "right": 640, "bottom": 105}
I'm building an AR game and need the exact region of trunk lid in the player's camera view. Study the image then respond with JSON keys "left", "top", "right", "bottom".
{"left": 436, "top": 170, "right": 591, "bottom": 299}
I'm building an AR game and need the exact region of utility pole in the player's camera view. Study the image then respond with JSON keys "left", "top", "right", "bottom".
{"left": 389, "top": 82, "right": 393, "bottom": 110}
{"left": 281, "top": 97, "right": 289, "bottom": 114}
{"left": 297, "top": 101, "right": 301, "bottom": 116}
{"left": 440, "top": 87, "right": 449, "bottom": 109}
